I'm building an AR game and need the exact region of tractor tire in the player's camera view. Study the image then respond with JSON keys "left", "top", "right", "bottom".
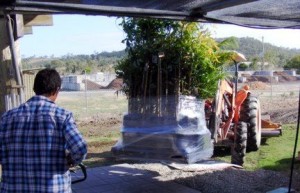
{"left": 231, "top": 122, "right": 247, "bottom": 166}
{"left": 240, "top": 94, "right": 262, "bottom": 152}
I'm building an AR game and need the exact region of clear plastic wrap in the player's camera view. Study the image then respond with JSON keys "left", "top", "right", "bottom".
{"left": 111, "top": 95, "right": 213, "bottom": 164}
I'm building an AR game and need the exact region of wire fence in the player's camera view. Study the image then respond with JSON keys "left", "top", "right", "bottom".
{"left": 239, "top": 75, "right": 300, "bottom": 114}
{"left": 31, "top": 72, "right": 300, "bottom": 122}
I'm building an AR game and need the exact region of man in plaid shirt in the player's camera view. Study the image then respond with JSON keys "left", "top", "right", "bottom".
{"left": 0, "top": 69, "right": 87, "bottom": 193}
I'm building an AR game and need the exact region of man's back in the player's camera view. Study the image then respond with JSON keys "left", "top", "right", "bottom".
{"left": 0, "top": 95, "right": 87, "bottom": 193}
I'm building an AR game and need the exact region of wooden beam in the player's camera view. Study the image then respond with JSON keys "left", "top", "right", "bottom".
{"left": 23, "top": 14, "right": 53, "bottom": 26}
{"left": 14, "top": 14, "right": 24, "bottom": 38}
{"left": 13, "top": 14, "right": 52, "bottom": 38}
{"left": 23, "top": 26, "right": 33, "bottom": 34}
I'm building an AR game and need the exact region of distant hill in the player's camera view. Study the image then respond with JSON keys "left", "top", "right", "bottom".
{"left": 22, "top": 37, "right": 300, "bottom": 72}
{"left": 22, "top": 50, "right": 126, "bottom": 74}
{"left": 216, "top": 37, "right": 300, "bottom": 67}
{"left": 59, "top": 50, "right": 126, "bottom": 60}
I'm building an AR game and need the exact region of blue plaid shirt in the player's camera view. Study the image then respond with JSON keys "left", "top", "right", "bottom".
{"left": 0, "top": 95, "right": 87, "bottom": 193}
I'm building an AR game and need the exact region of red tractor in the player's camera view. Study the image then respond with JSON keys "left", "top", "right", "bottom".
{"left": 205, "top": 53, "right": 281, "bottom": 166}
{"left": 205, "top": 79, "right": 261, "bottom": 165}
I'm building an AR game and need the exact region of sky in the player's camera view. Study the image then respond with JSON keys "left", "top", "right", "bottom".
{"left": 19, "top": 14, "right": 300, "bottom": 58}
{"left": 20, "top": 15, "right": 126, "bottom": 57}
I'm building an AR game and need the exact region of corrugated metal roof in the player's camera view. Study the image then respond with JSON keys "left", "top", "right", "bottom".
{"left": 1, "top": 0, "right": 300, "bottom": 29}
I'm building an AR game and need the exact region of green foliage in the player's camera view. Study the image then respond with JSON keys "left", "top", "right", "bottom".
{"left": 249, "top": 57, "right": 259, "bottom": 70}
{"left": 238, "top": 63, "right": 248, "bottom": 71}
{"left": 83, "top": 66, "right": 92, "bottom": 74}
{"left": 116, "top": 18, "right": 232, "bottom": 100}
{"left": 218, "top": 36, "right": 239, "bottom": 50}
{"left": 284, "top": 54, "right": 300, "bottom": 73}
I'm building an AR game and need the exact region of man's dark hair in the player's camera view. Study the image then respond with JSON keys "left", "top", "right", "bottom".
{"left": 33, "top": 68, "right": 61, "bottom": 95}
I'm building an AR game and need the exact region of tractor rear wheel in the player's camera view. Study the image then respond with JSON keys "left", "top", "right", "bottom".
{"left": 240, "top": 94, "right": 262, "bottom": 152}
{"left": 231, "top": 122, "right": 247, "bottom": 166}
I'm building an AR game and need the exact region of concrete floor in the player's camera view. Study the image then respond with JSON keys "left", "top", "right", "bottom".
{"left": 71, "top": 163, "right": 201, "bottom": 193}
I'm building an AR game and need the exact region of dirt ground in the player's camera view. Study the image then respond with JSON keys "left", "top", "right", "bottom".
{"left": 78, "top": 78, "right": 300, "bottom": 193}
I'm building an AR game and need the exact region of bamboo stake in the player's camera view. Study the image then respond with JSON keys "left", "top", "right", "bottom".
{"left": 143, "top": 62, "right": 149, "bottom": 115}
{"left": 156, "top": 56, "right": 160, "bottom": 116}
{"left": 158, "top": 52, "right": 164, "bottom": 116}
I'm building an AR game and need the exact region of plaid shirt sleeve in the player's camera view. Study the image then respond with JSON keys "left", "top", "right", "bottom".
{"left": 64, "top": 112, "right": 87, "bottom": 165}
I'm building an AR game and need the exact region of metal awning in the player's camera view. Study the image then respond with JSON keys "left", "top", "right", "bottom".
{"left": 0, "top": 0, "right": 299, "bottom": 29}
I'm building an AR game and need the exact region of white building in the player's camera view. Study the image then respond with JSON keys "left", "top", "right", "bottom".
{"left": 61, "top": 72, "right": 116, "bottom": 91}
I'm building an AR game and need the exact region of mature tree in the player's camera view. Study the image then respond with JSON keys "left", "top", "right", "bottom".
{"left": 45, "top": 60, "right": 63, "bottom": 69}
{"left": 249, "top": 57, "right": 259, "bottom": 70}
{"left": 284, "top": 54, "right": 300, "bottom": 73}
{"left": 238, "top": 63, "right": 248, "bottom": 71}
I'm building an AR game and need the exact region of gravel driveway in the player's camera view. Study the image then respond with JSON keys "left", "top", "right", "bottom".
{"left": 132, "top": 162, "right": 293, "bottom": 193}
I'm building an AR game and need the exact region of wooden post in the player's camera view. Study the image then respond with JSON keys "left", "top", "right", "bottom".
{"left": 0, "top": 17, "right": 23, "bottom": 116}
{"left": 0, "top": 14, "right": 53, "bottom": 116}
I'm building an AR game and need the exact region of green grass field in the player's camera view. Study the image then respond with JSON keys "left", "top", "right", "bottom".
{"left": 248, "top": 124, "right": 300, "bottom": 171}
{"left": 56, "top": 90, "right": 128, "bottom": 120}
{"left": 215, "top": 124, "right": 300, "bottom": 172}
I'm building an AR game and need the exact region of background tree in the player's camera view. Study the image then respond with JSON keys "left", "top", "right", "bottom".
{"left": 238, "top": 63, "right": 248, "bottom": 71}
{"left": 284, "top": 54, "right": 300, "bottom": 73}
{"left": 249, "top": 57, "right": 259, "bottom": 70}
